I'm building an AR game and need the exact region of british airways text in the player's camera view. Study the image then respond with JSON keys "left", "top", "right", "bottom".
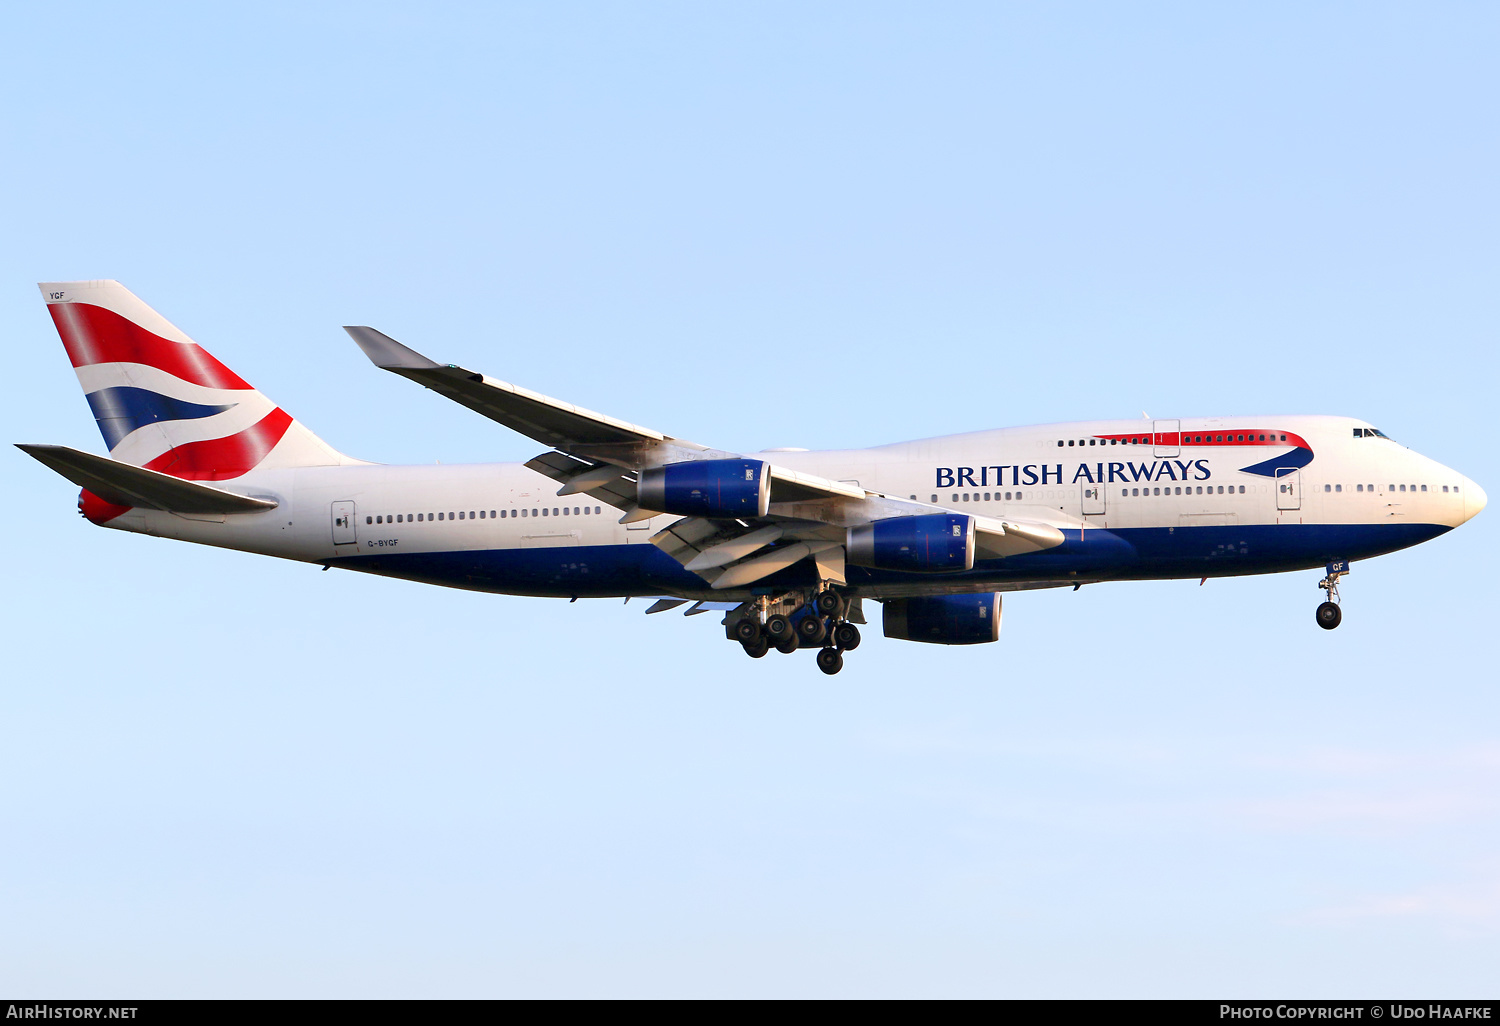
{"left": 935, "top": 461, "right": 1213, "bottom": 487}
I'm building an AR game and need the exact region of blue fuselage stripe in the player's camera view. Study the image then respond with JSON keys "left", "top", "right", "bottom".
{"left": 331, "top": 522, "right": 1451, "bottom": 597}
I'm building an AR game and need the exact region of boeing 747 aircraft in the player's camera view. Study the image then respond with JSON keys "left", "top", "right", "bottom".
{"left": 20, "top": 281, "right": 1486, "bottom": 674}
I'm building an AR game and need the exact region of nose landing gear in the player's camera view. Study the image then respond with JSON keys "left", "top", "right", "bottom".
{"left": 1316, "top": 561, "right": 1349, "bottom": 630}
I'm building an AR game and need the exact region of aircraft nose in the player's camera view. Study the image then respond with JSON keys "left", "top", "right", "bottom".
{"left": 1465, "top": 478, "right": 1487, "bottom": 522}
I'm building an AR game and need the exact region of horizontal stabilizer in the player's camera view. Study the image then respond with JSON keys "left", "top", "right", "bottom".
{"left": 17, "top": 444, "right": 278, "bottom": 515}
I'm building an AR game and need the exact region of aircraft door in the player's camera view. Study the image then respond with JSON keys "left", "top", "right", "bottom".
{"left": 331, "top": 500, "right": 357, "bottom": 545}
{"left": 1153, "top": 419, "right": 1180, "bottom": 458}
{"left": 1276, "top": 470, "right": 1301, "bottom": 511}
{"left": 1081, "top": 482, "right": 1106, "bottom": 516}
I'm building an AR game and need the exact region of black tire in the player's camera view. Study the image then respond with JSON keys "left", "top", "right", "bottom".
{"left": 815, "top": 590, "right": 844, "bottom": 618}
{"left": 741, "top": 636, "right": 770, "bottom": 658}
{"left": 765, "top": 614, "right": 792, "bottom": 641}
{"left": 816, "top": 648, "right": 844, "bottom": 675}
{"left": 732, "top": 618, "right": 762, "bottom": 644}
{"left": 1316, "top": 601, "right": 1342, "bottom": 630}
{"left": 833, "top": 622, "right": 861, "bottom": 651}
{"left": 774, "top": 634, "right": 799, "bottom": 654}
{"left": 796, "top": 614, "right": 827, "bottom": 646}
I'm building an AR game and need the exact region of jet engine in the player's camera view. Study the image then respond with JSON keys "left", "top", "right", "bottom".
{"left": 636, "top": 458, "right": 771, "bottom": 518}
{"left": 846, "top": 514, "right": 974, "bottom": 573}
{"left": 882, "top": 593, "right": 1001, "bottom": 645}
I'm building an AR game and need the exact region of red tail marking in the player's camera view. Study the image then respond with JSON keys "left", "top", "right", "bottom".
{"left": 142, "top": 408, "right": 294, "bottom": 481}
{"left": 49, "top": 302, "right": 253, "bottom": 390}
{"left": 79, "top": 489, "right": 131, "bottom": 525}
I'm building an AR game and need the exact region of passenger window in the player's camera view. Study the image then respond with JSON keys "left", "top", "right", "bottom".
{"left": 376, "top": 516, "right": 382, "bottom": 524}
{"left": 1443, "top": 486, "right": 1449, "bottom": 493}
{"left": 552, "top": 508, "right": 558, "bottom": 516}
{"left": 1324, "top": 484, "right": 1330, "bottom": 492}
{"left": 1356, "top": 484, "right": 1363, "bottom": 492}
{"left": 1335, "top": 485, "right": 1342, "bottom": 492}
{"left": 1088, "top": 439, "right": 1096, "bottom": 445}
{"left": 1057, "top": 440, "right": 1064, "bottom": 447}
{"left": 365, "top": 516, "right": 372, "bottom": 524}
{"left": 931, "top": 494, "right": 938, "bottom": 502}
{"left": 952, "top": 494, "right": 958, "bottom": 502}
{"left": 1399, "top": 485, "right": 1405, "bottom": 492}
{"left": 541, "top": 508, "right": 548, "bottom": 516}
{"left": 1131, "top": 488, "right": 1138, "bottom": 496}
{"left": 1421, "top": 485, "right": 1427, "bottom": 492}
{"left": 1259, "top": 434, "right": 1266, "bottom": 441}
{"left": 1068, "top": 440, "right": 1075, "bottom": 446}
{"left": 595, "top": 506, "right": 602, "bottom": 514}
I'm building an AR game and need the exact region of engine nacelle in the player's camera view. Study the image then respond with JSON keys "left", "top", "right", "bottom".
{"left": 636, "top": 459, "right": 771, "bottom": 519}
{"left": 846, "top": 514, "right": 975, "bottom": 573}
{"left": 882, "top": 593, "right": 1002, "bottom": 645}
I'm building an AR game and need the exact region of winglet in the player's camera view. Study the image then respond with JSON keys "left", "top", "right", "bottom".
{"left": 343, "top": 326, "right": 443, "bottom": 371}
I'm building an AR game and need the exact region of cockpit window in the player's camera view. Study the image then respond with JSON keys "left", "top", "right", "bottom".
{"left": 1353, "top": 427, "right": 1393, "bottom": 440}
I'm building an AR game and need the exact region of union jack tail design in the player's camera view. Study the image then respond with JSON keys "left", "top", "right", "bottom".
{"left": 41, "top": 280, "right": 352, "bottom": 486}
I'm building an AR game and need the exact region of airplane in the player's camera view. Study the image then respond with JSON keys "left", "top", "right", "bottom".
{"left": 20, "top": 280, "right": 1487, "bottom": 674}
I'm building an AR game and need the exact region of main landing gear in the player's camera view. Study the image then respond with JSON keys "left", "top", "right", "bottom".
{"left": 1315, "top": 561, "right": 1349, "bottom": 630}
{"left": 728, "top": 587, "right": 863, "bottom": 674}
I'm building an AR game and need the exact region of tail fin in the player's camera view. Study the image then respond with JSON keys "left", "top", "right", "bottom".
{"left": 40, "top": 281, "right": 353, "bottom": 479}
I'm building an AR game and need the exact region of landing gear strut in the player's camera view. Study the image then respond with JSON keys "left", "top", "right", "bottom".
{"left": 726, "top": 588, "right": 864, "bottom": 671}
{"left": 1316, "top": 561, "right": 1348, "bottom": 630}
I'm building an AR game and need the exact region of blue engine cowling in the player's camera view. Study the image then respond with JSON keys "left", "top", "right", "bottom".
{"left": 846, "top": 514, "right": 975, "bottom": 573}
{"left": 636, "top": 459, "right": 771, "bottom": 518}
{"left": 882, "top": 593, "right": 1002, "bottom": 645}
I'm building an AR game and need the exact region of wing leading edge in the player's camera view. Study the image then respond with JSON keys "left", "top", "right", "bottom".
{"left": 346, "top": 326, "right": 1065, "bottom": 589}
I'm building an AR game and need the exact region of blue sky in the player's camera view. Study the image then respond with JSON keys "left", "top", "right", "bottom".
{"left": 2, "top": 1, "right": 1496, "bottom": 997}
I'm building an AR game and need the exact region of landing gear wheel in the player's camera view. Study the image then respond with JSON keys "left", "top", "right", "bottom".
{"left": 774, "top": 634, "right": 799, "bottom": 654}
{"left": 1316, "top": 601, "right": 1342, "bottom": 630}
{"left": 732, "top": 618, "right": 762, "bottom": 644}
{"left": 741, "top": 636, "right": 770, "bottom": 658}
{"left": 833, "top": 622, "right": 862, "bottom": 650}
{"left": 815, "top": 590, "right": 844, "bottom": 618}
{"left": 764, "top": 614, "right": 792, "bottom": 642}
{"left": 796, "top": 614, "right": 827, "bottom": 646}
{"left": 816, "top": 648, "right": 844, "bottom": 675}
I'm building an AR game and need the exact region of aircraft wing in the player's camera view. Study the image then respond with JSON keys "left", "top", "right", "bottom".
{"left": 348, "top": 326, "right": 1064, "bottom": 588}
{"left": 345, "top": 326, "right": 734, "bottom": 469}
